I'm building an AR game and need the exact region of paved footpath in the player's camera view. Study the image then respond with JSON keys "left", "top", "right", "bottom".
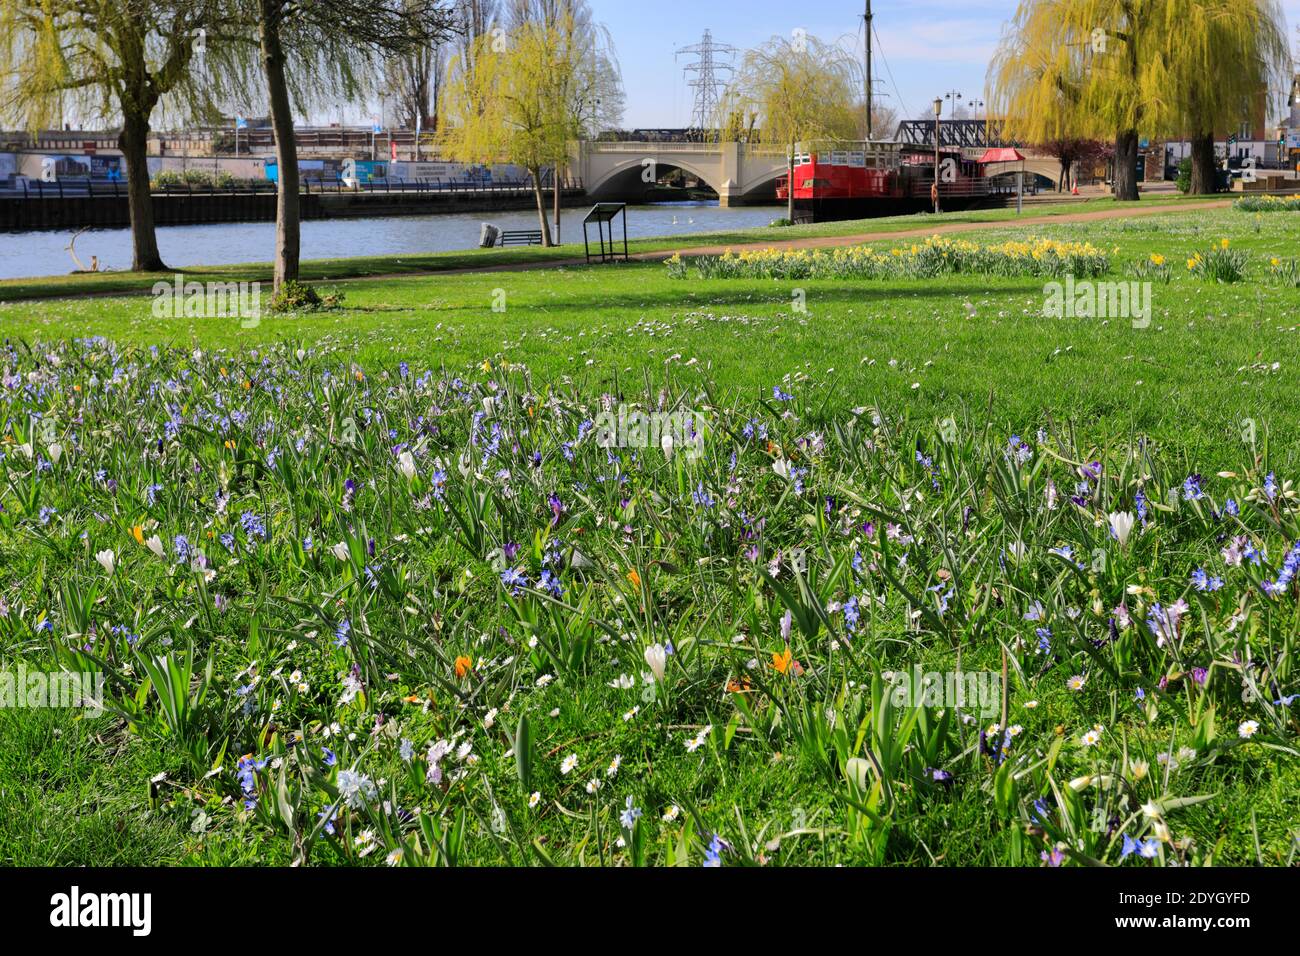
{"left": 409, "top": 198, "right": 1234, "bottom": 279}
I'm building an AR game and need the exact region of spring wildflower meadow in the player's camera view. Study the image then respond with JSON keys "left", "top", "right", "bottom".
{"left": 1, "top": 203, "right": 1298, "bottom": 870}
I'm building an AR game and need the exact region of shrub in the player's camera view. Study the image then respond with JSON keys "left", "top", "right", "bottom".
{"left": 267, "top": 280, "right": 323, "bottom": 312}
{"left": 1175, "top": 158, "right": 1192, "bottom": 195}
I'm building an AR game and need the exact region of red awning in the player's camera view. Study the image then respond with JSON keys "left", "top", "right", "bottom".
{"left": 976, "top": 147, "right": 1026, "bottom": 163}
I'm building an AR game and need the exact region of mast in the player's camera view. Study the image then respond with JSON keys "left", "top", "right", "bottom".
{"left": 864, "top": 0, "right": 873, "bottom": 140}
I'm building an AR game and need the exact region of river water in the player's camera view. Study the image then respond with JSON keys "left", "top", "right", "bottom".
{"left": 0, "top": 202, "right": 783, "bottom": 280}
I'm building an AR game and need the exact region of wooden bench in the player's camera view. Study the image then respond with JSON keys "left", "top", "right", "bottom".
{"left": 498, "top": 230, "right": 544, "bottom": 246}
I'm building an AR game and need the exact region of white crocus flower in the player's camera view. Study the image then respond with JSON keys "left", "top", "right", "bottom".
{"left": 1108, "top": 511, "right": 1136, "bottom": 549}
{"left": 95, "top": 549, "right": 115, "bottom": 575}
{"left": 396, "top": 450, "right": 417, "bottom": 480}
{"left": 643, "top": 643, "right": 667, "bottom": 683}
{"left": 145, "top": 535, "right": 165, "bottom": 558}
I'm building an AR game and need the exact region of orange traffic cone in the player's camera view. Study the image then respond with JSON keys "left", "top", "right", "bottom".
{"left": 1071, "top": 183, "right": 1080, "bottom": 196}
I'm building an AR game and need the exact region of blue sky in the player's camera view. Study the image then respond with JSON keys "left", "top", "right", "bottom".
{"left": 591, "top": 0, "right": 1300, "bottom": 128}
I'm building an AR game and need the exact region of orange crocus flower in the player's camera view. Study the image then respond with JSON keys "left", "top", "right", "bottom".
{"left": 454, "top": 655, "right": 473, "bottom": 679}
{"left": 772, "top": 647, "right": 792, "bottom": 675}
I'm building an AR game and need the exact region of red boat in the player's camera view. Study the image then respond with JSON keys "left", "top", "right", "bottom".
{"left": 775, "top": 140, "right": 1022, "bottom": 223}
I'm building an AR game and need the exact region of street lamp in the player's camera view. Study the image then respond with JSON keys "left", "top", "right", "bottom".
{"left": 933, "top": 97, "right": 943, "bottom": 214}
{"left": 965, "top": 97, "right": 987, "bottom": 144}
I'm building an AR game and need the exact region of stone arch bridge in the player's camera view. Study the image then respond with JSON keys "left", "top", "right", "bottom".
{"left": 570, "top": 141, "right": 1066, "bottom": 204}
{"left": 570, "top": 141, "right": 790, "bottom": 206}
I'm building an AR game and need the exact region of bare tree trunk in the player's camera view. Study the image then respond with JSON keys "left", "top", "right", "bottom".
{"left": 1113, "top": 129, "right": 1140, "bottom": 201}
{"left": 260, "top": 0, "right": 300, "bottom": 290}
{"left": 120, "top": 109, "right": 166, "bottom": 272}
{"left": 553, "top": 163, "right": 561, "bottom": 244}
{"left": 1189, "top": 132, "right": 1218, "bottom": 195}
{"left": 531, "top": 167, "right": 554, "bottom": 246}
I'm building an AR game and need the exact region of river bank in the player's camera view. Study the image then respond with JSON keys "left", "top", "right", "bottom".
{"left": 0, "top": 201, "right": 786, "bottom": 281}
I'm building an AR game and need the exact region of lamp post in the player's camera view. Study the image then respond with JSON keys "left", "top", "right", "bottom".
{"left": 966, "top": 97, "right": 985, "bottom": 136}
{"left": 933, "top": 97, "right": 943, "bottom": 214}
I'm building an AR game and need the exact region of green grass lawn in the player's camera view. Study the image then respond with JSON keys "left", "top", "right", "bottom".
{"left": 0, "top": 202, "right": 1297, "bottom": 867}
{"left": 3, "top": 205, "right": 1295, "bottom": 469}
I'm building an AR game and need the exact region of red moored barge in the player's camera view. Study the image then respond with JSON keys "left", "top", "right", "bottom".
{"left": 776, "top": 140, "right": 1021, "bottom": 223}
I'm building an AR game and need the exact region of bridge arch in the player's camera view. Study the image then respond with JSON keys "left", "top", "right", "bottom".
{"left": 575, "top": 143, "right": 789, "bottom": 205}
{"left": 584, "top": 154, "right": 726, "bottom": 201}
{"left": 734, "top": 167, "right": 784, "bottom": 200}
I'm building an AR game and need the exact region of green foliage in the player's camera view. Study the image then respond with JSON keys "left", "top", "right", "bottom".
{"left": 267, "top": 280, "right": 323, "bottom": 312}
{"left": 1266, "top": 257, "right": 1300, "bottom": 287}
{"left": 1186, "top": 240, "right": 1248, "bottom": 283}
{"left": 1235, "top": 195, "right": 1300, "bottom": 213}
{"left": 3, "top": 206, "right": 1300, "bottom": 866}
{"left": 989, "top": 0, "right": 1288, "bottom": 183}
{"left": 675, "top": 234, "right": 1112, "bottom": 281}
{"left": 440, "top": 17, "right": 583, "bottom": 174}
{"left": 1176, "top": 158, "right": 1193, "bottom": 194}
{"left": 728, "top": 33, "right": 861, "bottom": 149}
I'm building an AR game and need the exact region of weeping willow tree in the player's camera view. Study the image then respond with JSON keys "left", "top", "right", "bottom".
{"left": 245, "top": 0, "right": 458, "bottom": 290}
{"left": 1171, "top": 0, "right": 1289, "bottom": 194}
{"left": 990, "top": 0, "right": 1182, "bottom": 201}
{"left": 990, "top": 0, "right": 1291, "bottom": 201}
{"left": 439, "top": 13, "right": 587, "bottom": 246}
{"left": 0, "top": 0, "right": 241, "bottom": 270}
{"left": 547, "top": 2, "right": 622, "bottom": 241}
{"left": 729, "top": 33, "right": 860, "bottom": 221}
